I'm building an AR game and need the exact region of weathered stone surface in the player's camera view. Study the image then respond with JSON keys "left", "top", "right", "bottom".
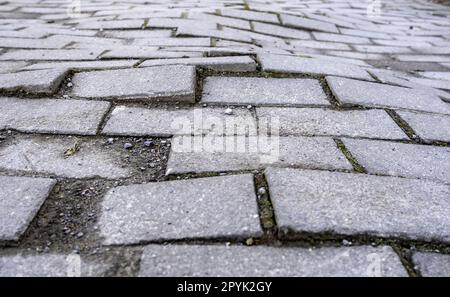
{"left": 0, "top": 61, "right": 28, "bottom": 73}
{"left": 326, "top": 76, "right": 450, "bottom": 115}
{"left": 71, "top": 66, "right": 196, "bottom": 102}
{"left": 22, "top": 60, "right": 139, "bottom": 71}
{"left": 397, "top": 111, "right": 450, "bottom": 143}
{"left": 133, "top": 37, "right": 211, "bottom": 47}
{"left": 342, "top": 138, "right": 450, "bottom": 183}
{"left": 98, "top": 174, "right": 262, "bottom": 245}
{"left": 253, "top": 22, "right": 310, "bottom": 39}
{"left": 0, "top": 49, "right": 103, "bottom": 61}
{"left": 265, "top": 167, "right": 450, "bottom": 242}
{"left": 139, "top": 56, "right": 257, "bottom": 72}
{"left": 139, "top": 245, "right": 407, "bottom": 277}
{"left": 259, "top": 54, "right": 373, "bottom": 80}
{"left": 102, "top": 106, "right": 256, "bottom": 137}
{"left": 100, "top": 47, "right": 202, "bottom": 59}
{"left": 313, "top": 32, "right": 370, "bottom": 44}
{"left": 166, "top": 136, "right": 351, "bottom": 174}
{"left": 0, "top": 97, "right": 110, "bottom": 135}
{"left": 412, "top": 252, "right": 450, "bottom": 277}
{"left": 0, "top": 68, "right": 68, "bottom": 94}
{"left": 281, "top": 14, "right": 338, "bottom": 33}
{"left": 0, "top": 176, "right": 56, "bottom": 242}
{"left": 202, "top": 77, "right": 329, "bottom": 106}
{"left": 221, "top": 9, "right": 279, "bottom": 23}
{"left": 257, "top": 108, "right": 407, "bottom": 140}
{"left": 0, "top": 136, "right": 131, "bottom": 179}
{"left": 0, "top": 254, "right": 109, "bottom": 276}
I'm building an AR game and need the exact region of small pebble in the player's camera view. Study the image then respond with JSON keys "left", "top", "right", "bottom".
{"left": 124, "top": 143, "right": 133, "bottom": 149}
{"left": 107, "top": 138, "right": 114, "bottom": 144}
{"left": 342, "top": 239, "right": 352, "bottom": 246}
{"left": 258, "top": 187, "right": 267, "bottom": 195}
{"left": 144, "top": 140, "right": 154, "bottom": 147}
{"left": 224, "top": 108, "right": 233, "bottom": 115}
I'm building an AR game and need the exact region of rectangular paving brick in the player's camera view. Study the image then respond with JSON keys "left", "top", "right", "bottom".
{"left": 259, "top": 54, "right": 373, "bottom": 80}
{"left": 280, "top": 14, "right": 339, "bottom": 33}
{"left": 21, "top": 60, "right": 139, "bottom": 71}
{"left": 102, "top": 106, "right": 256, "bottom": 137}
{"left": 0, "top": 49, "right": 103, "bottom": 61}
{"left": 139, "top": 56, "right": 257, "bottom": 72}
{"left": 397, "top": 111, "right": 450, "bottom": 143}
{"left": 133, "top": 37, "right": 211, "bottom": 47}
{"left": 71, "top": 66, "right": 196, "bottom": 102}
{"left": 256, "top": 108, "right": 407, "bottom": 140}
{"left": 201, "top": 77, "right": 330, "bottom": 106}
{"left": 98, "top": 174, "right": 262, "bottom": 245}
{"left": 265, "top": 167, "right": 450, "bottom": 242}
{"left": 0, "top": 61, "right": 28, "bottom": 73}
{"left": 221, "top": 9, "right": 279, "bottom": 23}
{"left": 412, "top": 252, "right": 450, "bottom": 277}
{"left": 0, "top": 68, "right": 68, "bottom": 94}
{"left": 0, "top": 136, "right": 131, "bottom": 179}
{"left": 252, "top": 22, "right": 311, "bottom": 39}
{"left": 166, "top": 136, "right": 351, "bottom": 174}
{"left": 0, "top": 97, "right": 110, "bottom": 135}
{"left": 342, "top": 138, "right": 450, "bottom": 183}
{"left": 313, "top": 32, "right": 371, "bottom": 44}
{"left": 139, "top": 245, "right": 407, "bottom": 277}
{"left": 100, "top": 47, "right": 202, "bottom": 59}
{"left": 0, "top": 254, "right": 109, "bottom": 276}
{"left": 0, "top": 176, "right": 56, "bottom": 242}
{"left": 326, "top": 76, "right": 450, "bottom": 115}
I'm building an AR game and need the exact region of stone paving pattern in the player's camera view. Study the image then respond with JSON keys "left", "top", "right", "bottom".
{"left": 0, "top": 0, "right": 449, "bottom": 277}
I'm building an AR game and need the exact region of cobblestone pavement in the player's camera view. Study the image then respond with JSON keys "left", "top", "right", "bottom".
{"left": 0, "top": 0, "right": 449, "bottom": 277}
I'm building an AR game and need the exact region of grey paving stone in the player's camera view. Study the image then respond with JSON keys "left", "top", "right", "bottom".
{"left": 133, "top": 37, "right": 211, "bottom": 47}
{"left": 221, "top": 9, "right": 279, "bottom": 23}
{"left": 412, "top": 252, "right": 450, "bottom": 277}
{"left": 339, "top": 28, "right": 392, "bottom": 40}
{"left": 0, "top": 97, "right": 110, "bottom": 135}
{"left": 0, "top": 61, "right": 28, "bottom": 73}
{"left": 290, "top": 40, "right": 351, "bottom": 50}
{"left": 103, "top": 29, "right": 172, "bottom": 39}
{"left": 0, "top": 68, "right": 68, "bottom": 94}
{"left": 0, "top": 136, "right": 131, "bottom": 179}
{"left": 342, "top": 138, "right": 450, "bottom": 183}
{"left": 252, "top": 22, "right": 311, "bottom": 39}
{"left": 189, "top": 12, "right": 251, "bottom": 30}
{"left": 139, "top": 245, "right": 407, "bottom": 277}
{"left": 0, "top": 176, "right": 56, "bottom": 242}
{"left": 21, "top": 60, "right": 139, "bottom": 71}
{"left": 256, "top": 108, "right": 407, "bottom": 140}
{"left": 0, "top": 49, "right": 103, "bottom": 61}
{"left": 326, "top": 76, "right": 450, "bottom": 115}
{"left": 139, "top": 56, "right": 257, "bottom": 72}
{"left": 0, "top": 37, "right": 69, "bottom": 49}
{"left": 395, "top": 55, "right": 450, "bottom": 63}
{"left": 0, "top": 253, "right": 109, "bottom": 277}
{"left": 166, "top": 136, "right": 351, "bottom": 174}
{"left": 313, "top": 32, "right": 370, "bottom": 44}
{"left": 397, "top": 111, "right": 450, "bottom": 143}
{"left": 265, "top": 167, "right": 450, "bottom": 242}
{"left": 280, "top": 14, "right": 339, "bottom": 33}
{"left": 98, "top": 174, "right": 262, "bottom": 245}
{"left": 77, "top": 19, "right": 144, "bottom": 29}
{"left": 71, "top": 66, "right": 196, "bottom": 102}
{"left": 353, "top": 45, "right": 413, "bottom": 54}
{"left": 201, "top": 77, "right": 330, "bottom": 106}
{"left": 418, "top": 71, "right": 450, "bottom": 81}
{"left": 102, "top": 106, "right": 256, "bottom": 137}
{"left": 259, "top": 54, "right": 373, "bottom": 80}
{"left": 100, "top": 47, "right": 202, "bottom": 59}
{"left": 176, "top": 26, "right": 252, "bottom": 43}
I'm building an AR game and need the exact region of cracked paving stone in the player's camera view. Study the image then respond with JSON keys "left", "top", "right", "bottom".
{"left": 0, "top": 136, "right": 131, "bottom": 179}
{"left": 257, "top": 108, "right": 407, "bottom": 140}
{"left": 71, "top": 65, "right": 196, "bottom": 102}
{"left": 326, "top": 76, "right": 450, "bottom": 115}
{"left": 0, "top": 68, "right": 68, "bottom": 94}
{"left": 0, "top": 253, "right": 109, "bottom": 276}
{"left": 98, "top": 174, "right": 262, "bottom": 245}
{"left": 412, "top": 252, "right": 450, "bottom": 277}
{"left": 102, "top": 106, "right": 256, "bottom": 137}
{"left": 342, "top": 138, "right": 450, "bottom": 184}
{"left": 139, "top": 245, "right": 407, "bottom": 277}
{"left": 397, "top": 111, "right": 450, "bottom": 143}
{"left": 166, "top": 136, "right": 352, "bottom": 174}
{"left": 201, "top": 77, "right": 329, "bottom": 106}
{"left": 265, "top": 167, "right": 450, "bottom": 242}
{"left": 258, "top": 54, "right": 373, "bottom": 80}
{"left": 0, "top": 97, "right": 110, "bottom": 135}
{"left": 0, "top": 176, "right": 56, "bottom": 243}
